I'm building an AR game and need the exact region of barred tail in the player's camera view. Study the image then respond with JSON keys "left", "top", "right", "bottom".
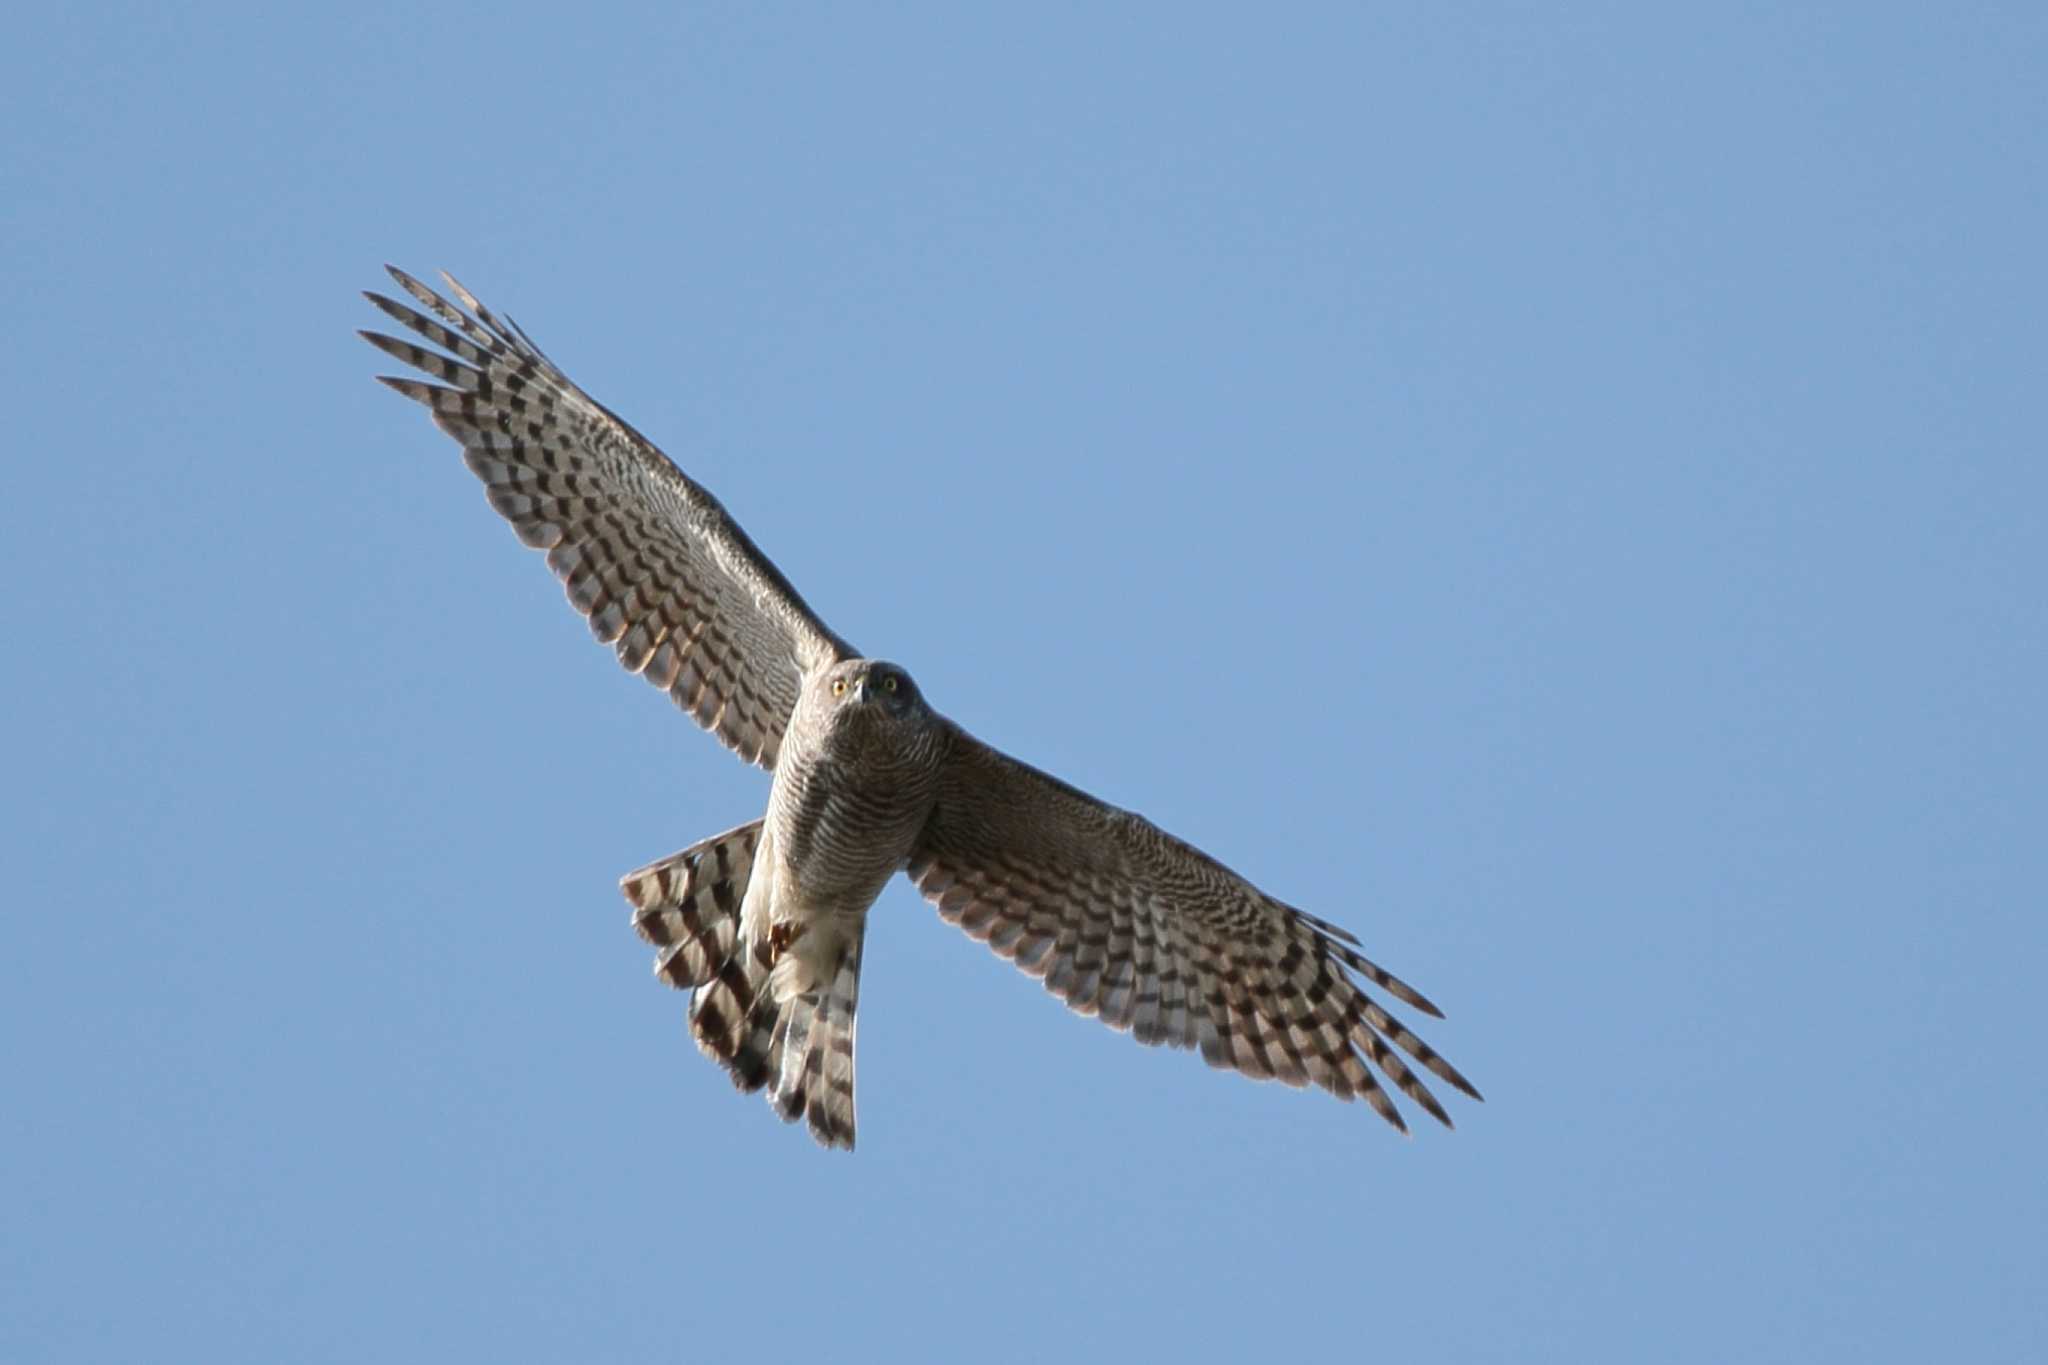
{"left": 622, "top": 819, "right": 778, "bottom": 1091}
{"left": 684, "top": 923, "right": 864, "bottom": 1150}
{"left": 621, "top": 821, "right": 864, "bottom": 1150}
{"left": 621, "top": 819, "right": 762, "bottom": 989}
{"left": 767, "top": 930, "right": 864, "bottom": 1150}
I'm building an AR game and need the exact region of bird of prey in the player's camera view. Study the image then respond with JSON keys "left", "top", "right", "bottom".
{"left": 361, "top": 267, "right": 1481, "bottom": 1150}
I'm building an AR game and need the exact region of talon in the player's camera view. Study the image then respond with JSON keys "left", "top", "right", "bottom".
{"left": 769, "top": 920, "right": 806, "bottom": 963}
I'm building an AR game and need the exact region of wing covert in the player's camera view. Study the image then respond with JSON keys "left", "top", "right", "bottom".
{"left": 361, "top": 267, "right": 854, "bottom": 769}
{"left": 908, "top": 727, "right": 1482, "bottom": 1132}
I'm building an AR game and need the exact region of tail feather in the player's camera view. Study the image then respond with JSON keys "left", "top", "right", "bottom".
{"left": 768, "top": 934, "right": 864, "bottom": 1150}
{"left": 691, "top": 943, "right": 783, "bottom": 1091}
{"left": 621, "top": 820, "right": 762, "bottom": 988}
{"left": 622, "top": 820, "right": 865, "bottom": 1150}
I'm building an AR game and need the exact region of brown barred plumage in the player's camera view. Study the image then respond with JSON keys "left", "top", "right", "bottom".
{"left": 365, "top": 267, "right": 1481, "bottom": 1152}
{"left": 361, "top": 269, "right": 850, "bottom": 770}
{"left": 907, "top": 732, "right": 1482, "bottom": 1132}
{"left": 623, "top": 820, "right": 762, "bottom": 989}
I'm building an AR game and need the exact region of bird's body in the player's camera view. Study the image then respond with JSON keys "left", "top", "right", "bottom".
{"left": 765, "top": 661, "right": 945, "bottom": 930}
{"left": 362, "top": 267, "right": 1481, "bottom": 1149}
{"left": 705, "top": 660, "right": 947, "bottom": 1142}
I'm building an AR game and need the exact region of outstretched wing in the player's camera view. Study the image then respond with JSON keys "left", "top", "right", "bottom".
{"left": 361, "top": 267, "right": 853, "bottom": 770}
{"left": 908, "top": 728, "right": 1482, "bottom": 1132}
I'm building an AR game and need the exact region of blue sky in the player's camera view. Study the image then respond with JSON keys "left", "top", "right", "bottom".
{"left": 3, "top": 4, "right": 2042, "bottom": 1361}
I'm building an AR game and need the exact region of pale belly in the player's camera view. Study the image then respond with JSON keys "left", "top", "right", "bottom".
{"left": 741, "top": 746, "right": 936, "bottom": 998}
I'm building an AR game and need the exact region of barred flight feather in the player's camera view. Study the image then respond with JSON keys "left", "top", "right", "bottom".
{"left": 361, "top": 267, "right": 853, "bottom": 772}
{"left": 910, "top": 727, "right": 1483, "bottom": 1134}
{"left": 365, "top": 268, "right": 1480, "bottom": 1153}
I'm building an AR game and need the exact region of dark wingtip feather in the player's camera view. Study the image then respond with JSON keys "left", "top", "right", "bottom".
{"left": 1378, "top": 971, "right": 1445, "bottom": 1018}
{"left": 440, "top": 270, "right": 485, "bottom": 315}
{"left": 372, "top": 373, "right": 446, "bottom": 405}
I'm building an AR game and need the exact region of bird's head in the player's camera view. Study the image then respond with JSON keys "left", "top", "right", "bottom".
{"left": 815, "top": 658, "right": 926, "bottom": 726}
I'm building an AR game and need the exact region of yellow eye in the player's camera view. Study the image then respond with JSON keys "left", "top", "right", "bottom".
{"left": 832, "top": 678, "right": 847, "bottom": 697}
{"left": 882, "top": 675, "right": 899, "bottom": 694}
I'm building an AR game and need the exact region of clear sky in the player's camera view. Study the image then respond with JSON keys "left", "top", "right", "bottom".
{"left": 3, "top": 4, "right": 2042, "bottom": 1362}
